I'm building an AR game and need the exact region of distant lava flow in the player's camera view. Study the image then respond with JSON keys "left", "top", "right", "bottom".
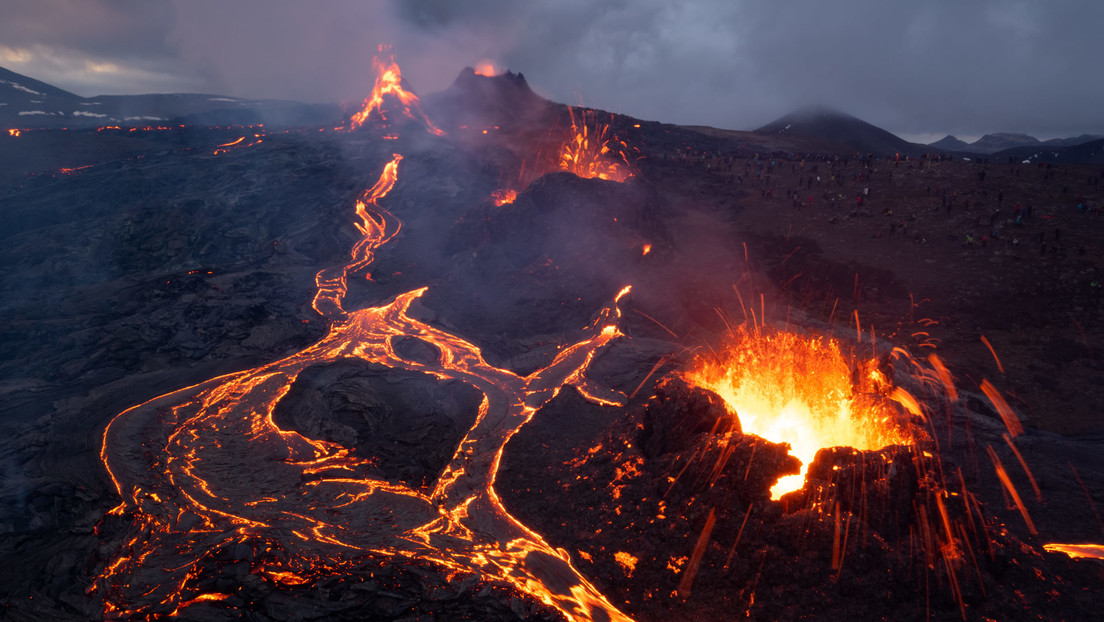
{"left": 684, "top": 325, "right": 921, "bottom": 498}
{"left": 349, "top": 44, "right": 444, "bottom": 136}
{"left": 96, "top": 76, "right": 634, "bottom": 622}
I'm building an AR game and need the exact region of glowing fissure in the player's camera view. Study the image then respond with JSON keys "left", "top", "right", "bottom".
{"left": 98, "top": 112, "right": 634, "bottom": 618}
{"left": 685, "top": 326, "right": 918, "bottom": 499}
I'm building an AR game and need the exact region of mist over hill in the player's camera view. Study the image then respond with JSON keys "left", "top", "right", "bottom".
{"left": 928, "top": 131, "right": 1104, "bottom": 157}
{"left": 1, "top": 66, "right": 341, "bottom": 129}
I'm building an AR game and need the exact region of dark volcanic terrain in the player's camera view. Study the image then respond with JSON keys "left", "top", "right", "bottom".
{"left": 2, "top": 71, "right": 1103, "bottom": 621}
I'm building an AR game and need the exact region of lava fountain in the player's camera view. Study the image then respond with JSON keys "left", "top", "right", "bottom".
{"left": 559, "top": 107, "right": 634, "bottom": 182}
{"left": 349, "top": 44, "right": 444, "bottom": 135}
{"left": 684, "top": 325, "right": 921, "bottom": 498}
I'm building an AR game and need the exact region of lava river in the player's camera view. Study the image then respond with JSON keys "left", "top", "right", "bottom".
{"left": 96, "top": 144, "right": 636, "bottom": 620}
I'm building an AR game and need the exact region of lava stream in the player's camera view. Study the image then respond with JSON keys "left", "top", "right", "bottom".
{"left": 98, "top": 148, "right": 635, "bottom": 621}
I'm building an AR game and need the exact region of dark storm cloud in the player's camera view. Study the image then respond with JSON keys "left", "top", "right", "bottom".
{"left": 0, "top": 0, "right": 200, "bottom": 94}
{"left": 3, "top": 0, "right": 1102, "bottom": 140}
{"left": 386, "top": 0, "right": 1104, "bottom": 140}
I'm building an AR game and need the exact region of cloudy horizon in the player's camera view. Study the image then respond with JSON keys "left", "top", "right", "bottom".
{"left": 2, "top": 0, "right": 1102, "bottom": 143}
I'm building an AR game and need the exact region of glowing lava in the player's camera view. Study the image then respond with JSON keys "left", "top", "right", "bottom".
{"left": 685, "top": 326, "right": 918, "bottom": 498}
{"left": 97, "top": 145, "right": 634, "bottom": 619}
{"left": 490, "top": 188, "right": 517, "bottom": 206}
{"left": 212, "top": 132, "right": 263, "bottom": 155}
{"left": 559, "top": 107, "right": 634, "bottom": 182}
{"left": 350, "top": 45, "right": 444, "bottom": 135}
{"left": 1043, "top": 543, "right": 1104, "bottom": 560}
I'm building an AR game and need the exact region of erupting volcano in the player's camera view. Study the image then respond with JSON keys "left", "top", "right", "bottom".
{"left": 3, "top": 40, "right": 1102, "bottom": 622}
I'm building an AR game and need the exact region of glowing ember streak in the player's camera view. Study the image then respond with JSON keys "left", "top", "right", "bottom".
{"left": 98, "top": 151, "right": 634, "bottom": 620}
{"left": 980, "top": 379, "right": 1023, "bottom": 438}
{"left": 685, "top": 326, "right": 918, "bottom": 498}
{"left": 490, "top": 188, "right": 517, "bottom": 206}
{"left": 986, "top": 445, "right": 1036, "bottom": 535}
{"left": 349, "top": 45, "right": 444, "bottom": 135}
{"left": 1043, "top": 543, "right": 1104, "bottom": 560}
{"left": 642, "top": 243, "right": 652, "bottom": 256}
{"left": 559, "top": 107, "right": 634, "bottom": 182}
{"left": 7, "top": 128, "right": 20, "bottom": 137}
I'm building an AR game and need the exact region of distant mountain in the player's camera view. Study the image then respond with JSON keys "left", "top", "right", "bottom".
{"left": 925, "top": 132, "right": 1104, "bottom": 155}
{"left": 1042, "top": 134, "right": 1104, "bottom": 147}
{"left": 755, "top": 105, "right": 926, "bottom": 156}
{"left": 968, "top": 133, "right": 1040, "bottom": 154}
{"left": 0, "top": 65, "right": 339, "bottom": 129}
{"left": 929, "top": 135, "right": 972, "bottom": 151}
{"left": 992, "top": 138, "right": 1104, "bottom": 165}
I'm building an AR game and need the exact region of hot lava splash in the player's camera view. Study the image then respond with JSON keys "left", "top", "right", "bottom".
{"left": 684, "top": 325, "right": 921, "bottom": 498}
{"left": 558, "top": 107, "right": 634, "bottom": 183}
{"left": 95, "top": 101, "right": 635, "bottom": 621}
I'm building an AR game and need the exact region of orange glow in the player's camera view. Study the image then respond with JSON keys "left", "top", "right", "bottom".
{"left": 98, "top": 149, "right": 635, "bottom": 620}
{"left": 559, "top": 107, "right": 634, "bottom": 182}
{"left": 980, "top": 379, "right": 1022, "bottom": 437}
{"left": 1043, "top": 543, "right": 1104, "bottom": 560}
{"left": 474, "top": 61, "right": 497, "bottom": 76}
{"left": 349, "top": 45, "right": 444, "bottom": 135}
{"left": 642, "top": 243, "right": 652, "bottom": 256}
{"left": 685, "top": 326, "right": 919, "bottom": 498}
{"left": 614, "top": 551, "right": 638, "bottom": 577}
{"left": 58, "top": 165, "right": 93, "bottom": 175}
{"left": 311, "top": 153, "right": 402, "bottom": 317}
{"left": 8, "top": 128, "right": 20, "bottom": 137}
{"left": 491, "top": 188, "right": 517, "bottom": 206}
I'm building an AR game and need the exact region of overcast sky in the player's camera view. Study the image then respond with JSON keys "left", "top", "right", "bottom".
{"left": 2, "top": 0, "right": 1102, "bottom": 142}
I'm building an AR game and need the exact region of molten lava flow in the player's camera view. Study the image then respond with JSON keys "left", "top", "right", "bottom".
{"left": 685, "top": 326, "right": 918, "bottom": 498}
{"left": 312, "top": 153, "right": 403, "bottom": 317}
{"left": 7, "top": 128, "right": 20, "bottom": 137}
{"left": 211, "top": 132, "right": 264, "bottom": 156}
{"left": 349, "top": 45, "right": 444, "bottom": 136}
{"left": 1043, "top": 543, "right": 1104, "bottom": 560}
{"left": 490, "top": 188, "right": 517, "bottom": 206}
{"left": 98, "top": 150, "right": 634, "bottom": 620}
{"left": 559, "top": 107, "right": 634, "bottom": 182}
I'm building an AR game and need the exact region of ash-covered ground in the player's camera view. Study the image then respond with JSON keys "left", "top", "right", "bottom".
{"left": 2, "top": 74, "right": 1103, "bottom": 620}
